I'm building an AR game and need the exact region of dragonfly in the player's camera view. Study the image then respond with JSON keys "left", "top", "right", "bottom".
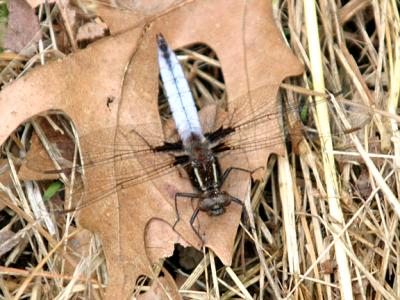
{"left": 156, "top": 34, "right": 255, "bottom": 239}
{"left": 23, "top": 33, "right": 368, "bottom": 241}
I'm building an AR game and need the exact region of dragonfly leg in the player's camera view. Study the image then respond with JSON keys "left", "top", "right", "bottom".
{"left": 189, "top": 207, "right": 203, "bottom": 242}
{"left": 232, "top": 195, "right": 257, "bottom": 231}
{"left": 220, "top": 166, "right": 264, "bottom": 186}
{"left": 228, "top": 194, "right": 248, "bottom": 224}
{"left": 229, "top": 194, "right": 243, "bottom": 207}
{"left": 173, "top": 192, "right": 201, "bottom": 232}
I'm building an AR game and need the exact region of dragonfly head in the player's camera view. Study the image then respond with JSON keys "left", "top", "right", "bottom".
{"left": 209, "top": 204, "right": 225, "bottom": 216}
{"left": 200, "top": 191, "right": 231, "bottom": 216}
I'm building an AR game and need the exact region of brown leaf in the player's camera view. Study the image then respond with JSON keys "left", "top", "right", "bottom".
{"left": 18, "top": 118, "right": 74, "bottom": 181}
{"left": 320, "top": 259, "right": 335, "bottom": 274}
{"left": 18, "top": 134, "right": 60, "bottom": 181}
{"left": 63, "top": 228, "right": 93, "bottom": 275}
{"left": 355, "top": 167, "right": 372, "bottom": 199}
{"left": 0, "top": 160, "right": 13, "bottom": 187}
{"left": 0, "top": 227, "right": 20, "bottom": 257}
{"left": 76, "top": 19, "right": 109, "bottom": 46}
{"left": 0, "top": 160, "right": 14, "bottom": 211}
{"left": 0, "top": 0, "right": 303, "bottom": 298}
{"left": 4, "top": 0, "right": 41, "bottom": 55}
{"left": 137, "top": 271, "right": 181, "bottom": 300}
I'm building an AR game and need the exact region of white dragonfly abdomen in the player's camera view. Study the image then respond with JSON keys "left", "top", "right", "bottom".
{"left": 157, "top": 34, "right": 204, "bottom": 144}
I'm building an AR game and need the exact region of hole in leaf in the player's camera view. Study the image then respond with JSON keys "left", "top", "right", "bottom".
{"left": 133, "top": 274, "right": 153, "bottom": 296}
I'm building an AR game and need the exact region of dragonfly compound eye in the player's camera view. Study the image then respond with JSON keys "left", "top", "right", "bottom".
{"left": 210, "top": 205, "right": 225, "bottom": 216}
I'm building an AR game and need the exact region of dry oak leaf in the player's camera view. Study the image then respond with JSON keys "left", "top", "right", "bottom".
{"left": 76, "top": 19, "right": 109, "bottom": 45}
{"left": 4, "top": 0, "right": 41, "bottom": 55}
{"left": 0, "top": 0, "right": 303, "bottom": 298}
{"left": 18, "top": 118, "right": 75, "bottom": 181}
{"left": 0, "top": 226, "right": 20, "bottom": 257}
{"left": 136, "top": 271, "right": 181, "bottom": 300}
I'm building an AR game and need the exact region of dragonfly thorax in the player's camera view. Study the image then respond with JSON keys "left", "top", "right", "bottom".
{"left": 184, "top": 133, "right": 211, "bottom": 162}
{"left": 186, "top": 137, "right": 221, "bottom": 192}
{"left": 184, "top": 133, "right": 221, "bottom": 191}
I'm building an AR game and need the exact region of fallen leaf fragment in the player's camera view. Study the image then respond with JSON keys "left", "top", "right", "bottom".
{"left": 355, "top": 167, "right": 372, "bottom": 199}
{"left": 0, "top": 227, "right": 20, "bottom": 256}
{"left": 137, "top": 271, "right": 181, "bottom": 300}
{"left": 18, "top": 134, "right": 60, "bottom": 181}
{"left": 4, "top": 0, "right": 41, "bottom": 55}
{"left": 0, "top": 160, "right": 13, "bottom": 186}
{"left": 18, "top": 118, "right": 74, "bottom": 181}
{"left": 320, "top": 259, "right": 336, "bottom": 274}
{"left": 76, "top": 18, "right": 109, "bottom": 46}
{"left": 64, "top": 228, "right": 93, "bottom": 275}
